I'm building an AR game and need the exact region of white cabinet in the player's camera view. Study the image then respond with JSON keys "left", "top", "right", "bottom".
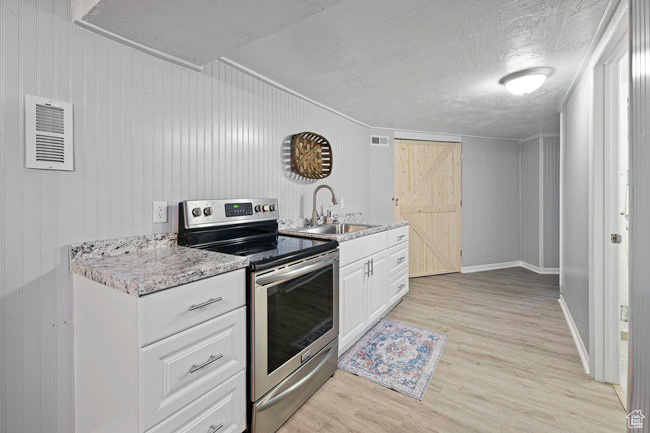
{"left": 339, "top": 260, "right": 368, "bottom": 352}
{"left": 338, "top": 227, "right": 409, "bottom": 356}
{"left": 73, "top": 270, "right": 247, "bottom": 433}
{"left": 140, "top": 308, "right": 246, "bottom": 430}
{"left": 366, "top": 250, "right": 389, "bottom": 324}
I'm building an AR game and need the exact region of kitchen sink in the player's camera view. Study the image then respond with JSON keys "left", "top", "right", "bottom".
{"left": 300, "top": 223, "right": 376, "bottom": 235}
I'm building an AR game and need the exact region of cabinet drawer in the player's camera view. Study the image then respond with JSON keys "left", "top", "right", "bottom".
{"left": 146, "top": 370, "right": 246, "bottom": 433}
{"left": 387, "top": 243, "right": 409, "bottom": 275}
{"left": 388, "top": 269, "right": 409, "bottom": 306}
{"left": 140, "top": 307, "right": 246, "bottom": 431}
{"left": 339, "top": 232, "right": 387, "bottom": 267}
{"left": 387, "top": 225, "right": 409, "bottom": 248}
{"left": 140, "top": 269, "right": 245, "bottom": 346}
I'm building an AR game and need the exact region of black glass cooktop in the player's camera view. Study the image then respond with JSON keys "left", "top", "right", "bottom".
{"left": 178, "top": 220, "right": 338, "bottom": 270}
{"left": 203, "top": 235, "right": 337, "bottom": 271}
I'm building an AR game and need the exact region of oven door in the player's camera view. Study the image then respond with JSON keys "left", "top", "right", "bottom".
{"left": 251, "top": 250, "right": 339, "bottom": 401}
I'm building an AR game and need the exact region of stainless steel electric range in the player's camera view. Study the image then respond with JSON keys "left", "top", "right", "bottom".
{"left": 178, "top": 198, "right": 339, "bottom": 433}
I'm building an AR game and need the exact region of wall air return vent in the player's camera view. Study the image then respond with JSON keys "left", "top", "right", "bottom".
{"left": 25, "top": 95, "right": 74, "bottom": 171}
{"left": 370, "top": 135, "right": 389, "bottom": 147}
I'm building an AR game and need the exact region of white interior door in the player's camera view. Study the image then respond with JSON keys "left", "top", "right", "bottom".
{"left": 615, "top": 52, "right": 630, "bottom": 398}
{"left": 602, "top": 46, "right": 629, "bottom": 400}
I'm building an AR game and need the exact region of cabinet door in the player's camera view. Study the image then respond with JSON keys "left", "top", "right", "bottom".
{"left": 367, "top": 251, "right": 389, "bottom": 324}
{"left": 339, "top": 260, "right": 368, "bottom": 354}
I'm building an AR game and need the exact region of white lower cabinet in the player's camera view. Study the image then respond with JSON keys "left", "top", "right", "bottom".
{"left": 338, "top": 227, "right": 409, "bottom": 356}
{"left": 366, "top": 250, "right": 389, "bottom": 324}
{"left": 147, "top": 370, "right": 246, "bottom": 433}
{"left": 339, "top": 259, "right": 368, "bottom": 352}
{"left": 141, "top": 308, "right": 246, "bottom": 430}
{"left": 73, "top": 270, "right": 247, "bottom": 433}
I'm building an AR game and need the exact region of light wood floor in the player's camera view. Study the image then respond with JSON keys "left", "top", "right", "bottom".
{"left": 279, "top": 267, "right": 625, "bottom": 433}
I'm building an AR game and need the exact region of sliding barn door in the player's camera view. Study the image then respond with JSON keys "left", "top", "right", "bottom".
{"left": 394, "top": 139, "right": 462, "bottom": 277}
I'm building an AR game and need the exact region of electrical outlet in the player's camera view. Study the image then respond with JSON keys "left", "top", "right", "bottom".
{"left": 339, "top": 197, "right": 345, "bottom": 209}
{"left": 153, "top": 201, "right": 168, "bottom": 223}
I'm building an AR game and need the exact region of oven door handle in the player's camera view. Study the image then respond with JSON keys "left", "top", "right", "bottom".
{"left": 257, "top": 343, "right": 336, "bottom": 411}
{"left": 255, "top": 254, "right": 337, "bottom": 286}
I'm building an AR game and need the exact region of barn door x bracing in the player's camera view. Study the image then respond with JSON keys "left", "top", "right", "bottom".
{"left": 394, "top": 139, "right": 462, "bottom": 277}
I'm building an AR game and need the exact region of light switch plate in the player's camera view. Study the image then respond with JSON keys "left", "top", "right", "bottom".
{"left": 153, "top": 201, "right": 167, "bottom": 223}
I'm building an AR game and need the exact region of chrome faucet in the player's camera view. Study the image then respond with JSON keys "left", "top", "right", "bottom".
{"left": 311, "top": 184, "right": 338, "bottom": 226}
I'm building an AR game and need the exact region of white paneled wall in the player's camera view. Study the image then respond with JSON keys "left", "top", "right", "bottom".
{"left": 543, "top": 136, "right": 560, "bottom": 268}
{"left": 0, "top": 1, "right": 378, "bottom": 432}
{"left": 519, "top": 137, "right": 540, "bottom": 266}
{"left": 630, "top": 0, "right": 650, "bottom": 424}
{"left": 461, "top": 136, "right": 521, "bottom": 267}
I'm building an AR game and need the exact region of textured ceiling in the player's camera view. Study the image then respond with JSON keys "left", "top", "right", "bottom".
{"left": 82, "top": 0, "right": 347, "bottom": 65}
{"left": 226, "top": 0, "right": 610, "bottom": 139}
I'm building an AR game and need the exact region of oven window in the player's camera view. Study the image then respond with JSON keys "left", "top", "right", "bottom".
{"left": 267, "top": 264, "right": 334, "bottom": 374}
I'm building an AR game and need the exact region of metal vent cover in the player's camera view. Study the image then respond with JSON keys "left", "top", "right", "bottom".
{"left": 370, "top": 135, "right": 389, "bottom": 147}
{"left": 25, "top": 95, "right": 73, "bottom": 171}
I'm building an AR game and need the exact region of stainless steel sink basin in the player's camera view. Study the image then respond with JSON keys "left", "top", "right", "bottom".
{"left": 300, "top": 223, "right": 376, "bottom": 235}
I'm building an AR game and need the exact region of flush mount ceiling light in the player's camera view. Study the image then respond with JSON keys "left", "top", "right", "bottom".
{"left": 499, "top": 67, "right": 554, "bottom": 95}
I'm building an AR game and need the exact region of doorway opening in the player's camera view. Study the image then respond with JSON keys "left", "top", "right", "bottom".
{"left": 613, "top": 52, "right": 630, "bottom": 402}
{"left": 590, "top": 7, "right": 629, "bottom": 407}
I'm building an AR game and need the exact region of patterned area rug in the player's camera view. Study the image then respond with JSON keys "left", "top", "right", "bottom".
{"left": 338, "top": 319, "right": 448, "bottom": 400}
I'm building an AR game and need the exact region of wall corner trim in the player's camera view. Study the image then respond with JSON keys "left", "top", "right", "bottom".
{"left": 519, "top": 133, "right": 560, "bottom": 144}
{"left": 461, "top": 261, "right": 521, "bottom": 273}
{"left": 220, "top": 57, "right": 371, "bottom": 128}
{"left": 559, "top": 295, "right": 591, "bottom": 375}
{"left": 74, "top": 19, "right": 205, "bottom": 72}
{"left": 461, "top": 261, "right": 559, "bottom": 275}
{"left": 519, "top": 261, "right": 559, "bottom": 275}
{"left": 392, "top": 129, "right": 462, "bottom": 143}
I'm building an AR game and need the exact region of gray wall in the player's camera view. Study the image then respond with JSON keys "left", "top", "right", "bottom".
{"left": 629, "top": 0, "right": 650, "bottom": 426}
{"left": 561, "top": 73, "right": 591, "bottom": 353}
{"left": 543, "top": 136, "right": 560, "bottom": 268}
{"left": 0, "top": 1, "right": 382, "bottom": 431}
{"left": 461, "top": 136, "right": 521, "bottom": 267}
{"left": 520, "top": 138, "right": 540, "bottom": 266}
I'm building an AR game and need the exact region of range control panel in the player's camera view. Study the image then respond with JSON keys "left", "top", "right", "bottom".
{"left": 181, "top": 198, "right": 279, "bottom": 228}
{"left": 225, "top": 202, "right": 253, "bottom": 217}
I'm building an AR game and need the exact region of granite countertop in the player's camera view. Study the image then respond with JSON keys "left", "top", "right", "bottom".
{"left": 69, "top": 233, "right": 248, "bottom": 296}
{"left": 279, "top": 213, "right": 409, "bottom": 243}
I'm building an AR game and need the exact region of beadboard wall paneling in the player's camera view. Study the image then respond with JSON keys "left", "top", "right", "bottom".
{"left": 543, "top": 136, "right": 560, "bottom": 268}
{"left": 561, "top": 70, "right": 591, "bottom": 354}
{"left": 0, "top": 1, "right": 379, "bottom": 432}
{"left": 629, "top": 0, "right": 650, "bottom": 426}
{"left": 369, "top": 128, "right": 394, "bottom": 220}
{"left": 520, "top": 137, "right": 540, "bottom": 267}
{"left": 461, "top": 136, "right": 521, "bottom": 267}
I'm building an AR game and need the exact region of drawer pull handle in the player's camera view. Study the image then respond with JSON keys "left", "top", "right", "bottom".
{"left": 189, "top": 354, "right": 223, "bottom": 373}
{"left": 208, "top": 424, "right": 224, "bottom": 433}
{"left": 398, "top": 283, "right": 406, "bottom": 290}
{"left": 397, "top": 256, "right": 406, "bottom": 263}
{"left": 397, "top": 234, "right": 406, "bottom": 240}
{"left": 188, "top": 297, "right": 223, "bottom": 311}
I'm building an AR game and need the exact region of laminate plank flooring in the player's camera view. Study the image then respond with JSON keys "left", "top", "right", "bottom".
{"left": 278, "top": 267, "right": 625, "bottom": 433}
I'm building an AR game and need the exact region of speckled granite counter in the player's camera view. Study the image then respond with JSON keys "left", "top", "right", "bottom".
{"left": 279, "top": 213, "right": 409, "bottom": 243}
{"left": 69, "top": 233, "right": 248, "bottom": 296}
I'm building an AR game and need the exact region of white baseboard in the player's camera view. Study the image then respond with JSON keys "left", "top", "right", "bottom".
{"left": 558, "top": 295, "right": 590, "bottom": 375}
{"left": 461, "top": 261, "right": 521, "bottom": 273}
{"left": 519, "top": 261, "right": 560, "bottom": 275}
{"left": 461, "top": 261, "right": 560, "bottom": 275}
